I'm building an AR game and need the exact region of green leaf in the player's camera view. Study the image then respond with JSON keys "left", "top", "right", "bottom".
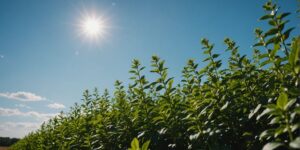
{"left": 274, "top": 125, "right": 285, "bottom": 138}
{"left": 140, "top": 66, "right": 146, "bottom": 71}
{"left": 156, "top": 85, "right": 164, "bottom": 91}
{"left": 204, "top": 50, "right": 210, "bottom": 54}
{"left": 212, "top": 54, "right": 219, "bottom": 58}
{"left": 259, "top": 53, "right": 269, "bottom": 59}
{"left": 270, "top": 43, "right": 280, "bottom": 58}
{"left": 203, "top": 57, "right": 210, "bottom": 62}
{"left": 220, "top": 101, "right": 229, "bottom": 111}
{"left": 165, "top": 77, "right": 174, "bottom": 84}
{"left": 284, "top": 99, "right": 296, "bottom": 110}
{"left": 283, "top": 27, "right": 294, "bottom": 40}
{"left": 129, "top": 70, "right": 137, "bottom": 74}
{"left": 277, "top": 12, "right": 290, "bottom": 19}
{"left": 242, "top": 132, "right": 252, "bottom": 137}
{"left": 253, "top": 42, "right": 264, "bottom": 47}
{"left": 260, "top": 60, "right": 272, "bottom": 67}
{"left": 269, "top": 117, "right": 280, "bottom": 125}
{"left": 143, "top": 84, "right": 151, "bottom": 89}
{"left": 262, "top": 142, "right": 283, "bottom": 150}
{"left": 257, "top": 108, "right": 273, "bottom": 120}
{"left": 289, "top": 37, "right": 300, "bottom": 74}
{"left": 292, "top": 124, "right": 300, "bottom": 132}
{"left": 249, "top": 104, "right": 262, "bottom": 119}
{"left": 264, "top": 28, "right": 278, "bottom": 37}
{"left": 259, "top": 129, "right": 273, "bottom": 140}
{"left": 215, "top": 60, "right": 222, "bottom": 68}
{"left": 295, "top": 107, "right": 300, "bottom": 114}
{"left": 141, "top": 140, "right": 150, "bottom": 150}
{"left": 260, "top": 14, "right": 274, "bottom": 20}
{"left": 277, "top": 92, "right": 288, "bottom": 110}
{"left": 289, "top": 137, "right": 300, "bottom": 149}
{"left": 268, "top": 20, "right": 276, "bottom": 26}
{"left": 150, "top": 69, "right": 159, "bottom": 73}
{"left": 131, "top": 138, "right": 139, "bottom": 150}
{"left": 266, "top": 36, "right": 280, "bottom": 46}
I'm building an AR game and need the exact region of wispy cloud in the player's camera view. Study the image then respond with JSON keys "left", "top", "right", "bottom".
{"left": 47, "top": 102, "right": 65, "bottom": 109}
{"left": 0, "top": 122, "right": 41, "bottom": 138}
{"left": 0, "top": 55, "right": 4, "bottom": 59}
{"left": 0, "top": 92, "right": 46, "bottom": 102}
{"left": 0, "top": 107, "right": 57, "bottom": 121}
{"left": 15, "top": 104, "right": 31, "bottom": 109}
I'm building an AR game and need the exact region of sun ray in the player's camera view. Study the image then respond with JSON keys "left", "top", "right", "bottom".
{"left": 77, "top": 11, "right": 109, "bottom": 42}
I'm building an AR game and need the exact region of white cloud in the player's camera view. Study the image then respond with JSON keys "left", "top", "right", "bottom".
{"left": 15, "top": 104, "right": 31, "bottom": 109}
{"left": 0, "top": 122, "right": 41, "bottom": 138}
{"left": 0, "top": 107, "right": 57, "bottom": 121}
{"left": 47, "top": 102, "right": 65, "bottom": 109}
{"left": 0, "top": 91, "right": 46, "bottom": 102}
{"left": 0, "top": 107, "right": 59, "bottom": 138}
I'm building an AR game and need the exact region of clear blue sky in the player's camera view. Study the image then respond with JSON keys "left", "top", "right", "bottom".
{"left": 0, "top": 0, "right": 298, "bottom": 138}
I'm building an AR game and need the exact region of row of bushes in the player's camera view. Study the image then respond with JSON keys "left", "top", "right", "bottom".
{"left": 0, "top": 137, "right": 19, "bottom": 147}
{"left": 11, "top": 1, "right": 299, "bottom": 150}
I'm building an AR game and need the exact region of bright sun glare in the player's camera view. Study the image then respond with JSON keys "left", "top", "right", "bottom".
{"left": 80, "top": 15, "right": 107, "bottom": 41}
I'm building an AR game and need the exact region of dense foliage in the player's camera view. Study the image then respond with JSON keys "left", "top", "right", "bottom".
{"left": 0, "top": 137, "right": 19, "bottom": 147}
{"left": 11, "top": 1, "right": 300, "bottom": 150}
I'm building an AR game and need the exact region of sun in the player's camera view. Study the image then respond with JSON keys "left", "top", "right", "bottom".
{"left": 79, "top": 14, "right": 107, "bottom": 41}
{"left": 82, "top": 16, "right": 103, "bottom": 37}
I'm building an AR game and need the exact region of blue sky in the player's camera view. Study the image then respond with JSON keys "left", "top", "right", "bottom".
{"left": 0, "top": 0, "right": 298, "bottom": 138}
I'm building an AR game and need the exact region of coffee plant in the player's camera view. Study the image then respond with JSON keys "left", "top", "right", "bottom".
{"left": 11, "top": 1, "right": 299, "bottom": 150}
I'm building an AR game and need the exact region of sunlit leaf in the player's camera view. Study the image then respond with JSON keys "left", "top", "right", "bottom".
{"left": 289, "top": 137, "right": 300, "bottom": 149}
{"left": 277, "top": 92, "right": 288, "bottom": 110}
{"left": 262, "top": 142, "right": 283, "bottom": 150}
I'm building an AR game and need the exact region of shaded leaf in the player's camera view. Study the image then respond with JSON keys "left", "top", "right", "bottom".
{"left": 260, "top": 14, "right": 274, "bottom": 20}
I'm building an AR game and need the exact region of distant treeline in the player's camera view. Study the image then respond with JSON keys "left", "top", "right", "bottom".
{"left": 0, "top": 137, "right": 19, "bottom": 146}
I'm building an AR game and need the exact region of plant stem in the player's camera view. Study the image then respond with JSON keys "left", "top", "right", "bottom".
{"left": 285, "top": 112, "right": 294, "bottom": 142}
